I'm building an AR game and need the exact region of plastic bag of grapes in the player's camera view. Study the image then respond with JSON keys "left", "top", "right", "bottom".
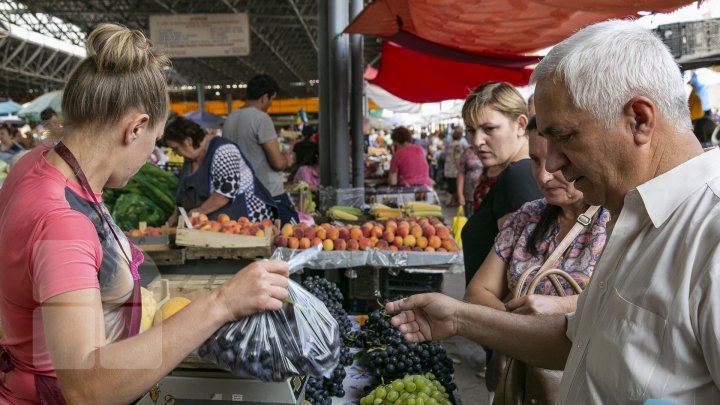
{"left": 198, "top": 246, "right": 341, "bottom": 381}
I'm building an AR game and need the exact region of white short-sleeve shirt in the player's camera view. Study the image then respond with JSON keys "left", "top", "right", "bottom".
{"left": 559, "top": 148, "right": 720, "bottom": 404}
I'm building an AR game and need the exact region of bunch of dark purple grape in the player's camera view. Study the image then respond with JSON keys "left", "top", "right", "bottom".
{"left": 197, "top": 280, "right": 341, "bottom": 382}
{"left": 302, "top": 276, "right": 355, "bottom": 404}
{"left": 302, "top": 276, "right": 352, "bottom": 337}
{"left": 359, "top": 310, "right": 457, "bottom": 398}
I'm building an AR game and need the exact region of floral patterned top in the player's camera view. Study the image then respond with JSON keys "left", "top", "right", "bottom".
{"left": 494, "top": 199, "right": 610, "bottom": 296}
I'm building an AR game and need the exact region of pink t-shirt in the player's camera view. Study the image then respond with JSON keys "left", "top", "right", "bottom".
{"left": 389, "top": 143, "right": 432, "bottom": 187}
{"left": 0, "top": 145, "right": 133, "bottom": 404}
{"left": 293, "top": 165, "right": 320, "bottom": 188}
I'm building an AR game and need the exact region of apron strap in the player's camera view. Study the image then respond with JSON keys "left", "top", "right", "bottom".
{"left": 54, "top": 142, "right": 132, "bottom": 264}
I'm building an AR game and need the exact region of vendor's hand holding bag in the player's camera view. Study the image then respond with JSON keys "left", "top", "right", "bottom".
{"left": 493, "top": 205, "right": 599, "bottom": 405}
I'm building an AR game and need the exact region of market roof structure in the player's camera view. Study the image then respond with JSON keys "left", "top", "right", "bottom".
{"left": 0, "top": 0, "right": 382, "bottom": 99}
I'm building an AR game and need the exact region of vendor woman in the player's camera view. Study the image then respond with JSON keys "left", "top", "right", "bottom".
{"left": 164, "top": 115, "right": 277, "bottom": 222}
{"left": 0, "top": 23, "right": 289, "bottom": 404}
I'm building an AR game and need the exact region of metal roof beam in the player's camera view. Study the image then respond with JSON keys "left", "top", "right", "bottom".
{"left": 287, "top": 0, "right": 317, "bottom": 53}
{"left": 220, "top": 0, "right": 307, "bottom": 83}
{"left": 20, "top": 42, "right": 43, "bottom": 69}
{"left": 50, "top": 53, "right": 74, "bottom": 77}
{"left": 2, "top": 40, "right": 26, "bottom": 67}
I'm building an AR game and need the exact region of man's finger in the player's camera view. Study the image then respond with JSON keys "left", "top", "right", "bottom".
{"left": 390, "top": 310, "right": 415, "bottom": 327}
{"left": 399, "top": 321, "right": 420, "bottom": 334}
{"left": 405, "top": 331, "right": 428, "bottom": 343}
{"left": 385, "top": 300, "right": 400, "bottom": 314}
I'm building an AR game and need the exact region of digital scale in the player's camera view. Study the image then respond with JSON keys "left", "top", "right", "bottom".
{"left": 136, "top": 367, "right": 307, "bottom": 405}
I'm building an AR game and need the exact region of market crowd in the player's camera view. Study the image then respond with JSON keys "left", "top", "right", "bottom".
{"left": 0, "top": 15, "right": 718, "bottom": 405}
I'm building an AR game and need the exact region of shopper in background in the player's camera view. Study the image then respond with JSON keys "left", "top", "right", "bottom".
{"left": 460, "top": 82, "right": 542, "bottom": 286}
{"left": 40, "top": 107, "right": 63, "bottom": 141}
{"left": 164, "top": 116, "right": 277, "bottom": 222}
{"left": 223, "top": 74, "right": 298, "bottom": 224}
{"left": 293, "top": 124, "right": 318, "bottom": 173}
{"left": 293, "top": 141, "right": 320, "bottom": 190}
{"left": 15, "top": 128, "right": 35, "bottom": 150}
{"left": 456, "top": 127, "right": 484, "bottom": 216}
{"left": 693, "top": 114, "right": 716, "bottom": 146}
{"left": 443, "top": 126, "right": 464, "bottom": 205}
{"left": 388, "top": 126, "right": 433, "bottom": 187}
{"left": 0, "top": 23, "right": 289, "bottom": 405}
{"left": 387, "top": 19, "right": 720, "bottom": 403}
{"left": 429, "top": 131, "right": 444, "bottom": 184}
{"left": 464, "top": 117, "right": 610, "bottom": 401}
{"left": 0, "top": 124, "right": 24, "bottom": 164}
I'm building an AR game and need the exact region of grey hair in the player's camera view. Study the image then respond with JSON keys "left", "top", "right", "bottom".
{"left": 531, "top": 19, "right": 691, "bottom": 132}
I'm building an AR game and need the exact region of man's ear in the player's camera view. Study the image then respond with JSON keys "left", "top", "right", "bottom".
{"left": 623, "top": 96, "right": 656, "bottom": 146}
{"left": 122, "top": 113, "right": 150, "bottom": 145}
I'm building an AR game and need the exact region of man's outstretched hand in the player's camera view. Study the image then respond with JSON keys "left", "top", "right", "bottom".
{"left": 385, "top": 293, "right": 461, "bottom": 342}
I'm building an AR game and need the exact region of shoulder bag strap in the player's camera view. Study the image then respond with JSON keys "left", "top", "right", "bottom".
{"left": 515, "top": 205, "right": 600, "bottom": 298}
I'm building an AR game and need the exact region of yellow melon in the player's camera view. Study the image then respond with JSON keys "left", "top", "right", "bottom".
{"left": 153, "top": 296, "right": 192, "bottom": 325}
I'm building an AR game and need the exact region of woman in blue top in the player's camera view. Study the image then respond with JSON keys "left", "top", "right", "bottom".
{"left": 0, "top": 125, "right": 24, "bottom": 164}
{"left": 164, "top": 116, "right": 276, "bottom": 222}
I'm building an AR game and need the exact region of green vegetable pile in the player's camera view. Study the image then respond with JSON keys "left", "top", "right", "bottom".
{"left": 103, "top": 164, "right": 178, "bottom": 230}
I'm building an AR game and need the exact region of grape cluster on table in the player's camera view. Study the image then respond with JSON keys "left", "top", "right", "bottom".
{"left": 302, "top": 277, "right": 456, "bottom": 404}
{"left": 360, "top": 374, "right": 452, "bottom": 405}
{"left": 353, "top": 310, "right": 457, "bottom": 399}
{"left": 302, "top": 276, "right": 355, "bottom": 404}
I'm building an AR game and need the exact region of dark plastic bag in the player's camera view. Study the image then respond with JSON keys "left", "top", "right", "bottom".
{"left": 198, "top": 246, "right": 341, "bottom": 381}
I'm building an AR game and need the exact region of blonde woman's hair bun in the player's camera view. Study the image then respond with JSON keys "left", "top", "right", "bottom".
{"left": 86, "top": 23, "right": 169, "bottom": 73}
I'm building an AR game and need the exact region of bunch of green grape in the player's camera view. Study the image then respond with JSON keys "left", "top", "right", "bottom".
{"left": 359, "top": 374, "right": 452, "bottom": 405}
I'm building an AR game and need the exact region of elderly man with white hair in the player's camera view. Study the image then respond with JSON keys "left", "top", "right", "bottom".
{"left": 386, "top": 19, "right": 720, "bottom": 403}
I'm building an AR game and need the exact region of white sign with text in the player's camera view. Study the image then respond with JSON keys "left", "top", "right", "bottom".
{"left": 149, "top": 13, "right": 250, "bottom": 58}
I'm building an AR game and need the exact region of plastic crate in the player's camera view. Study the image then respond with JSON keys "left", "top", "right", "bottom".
{"left": 382, "top": 270, "right": 444, "bottom": 299}
{"left": 344, "top": 268, "right": 380, "bottom": 300}
{"left": 656, "top": 19, "right": 720, "bottom": 59}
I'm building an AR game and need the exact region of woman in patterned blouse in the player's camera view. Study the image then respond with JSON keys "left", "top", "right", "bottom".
{"left": 464, "top": 116, "right": 610, "bottom": 400}
{"left": 465, "top": 115, "right": 610, "bottom": 310}
{"left": 164, "top": 116, "right": 277, "bottom": 223}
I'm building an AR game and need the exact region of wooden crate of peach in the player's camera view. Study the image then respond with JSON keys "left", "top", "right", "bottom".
{"left": 176, "top": 213, "right": 277, "bottom": 250}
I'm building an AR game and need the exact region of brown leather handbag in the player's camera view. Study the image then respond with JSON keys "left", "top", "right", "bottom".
{"left": 493, "top": 205, "right": 600, "bottom": 405}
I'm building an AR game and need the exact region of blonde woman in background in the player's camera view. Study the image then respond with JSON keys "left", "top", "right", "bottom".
{"left": 458, "top": 82, "right": 543, "bottom": 387}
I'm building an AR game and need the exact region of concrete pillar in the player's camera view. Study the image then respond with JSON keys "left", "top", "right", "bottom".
{"left": 350, "top": 0, "right": 365, "bottom": 188}
{"left": 318, "top": 0, "right": 332, "bottom": 187}
{"left": 328, "top": 0, "right": 350, "bottom": 188}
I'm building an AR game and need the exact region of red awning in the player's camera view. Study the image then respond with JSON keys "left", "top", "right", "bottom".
{"left": 346, "top": 0, "right": 692, "bottom": 55}
{"left": 369, "top": 41, "right": 534, "bottom": 103}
